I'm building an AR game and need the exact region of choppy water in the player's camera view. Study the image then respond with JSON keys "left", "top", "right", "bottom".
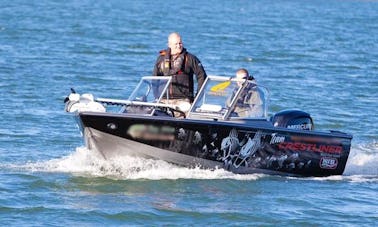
{"left": 1, "top": 0, "right": 377, "bottom": 226}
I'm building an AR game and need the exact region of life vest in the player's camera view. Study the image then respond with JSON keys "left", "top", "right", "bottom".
{"left": 236, "top": 84, "right": 259, "bottom": 108}
{"left": 159, "top": 48, "right": 186, "bottom": 76}
{"left": 157, "top": 48, "right": 194, "bottom": 100}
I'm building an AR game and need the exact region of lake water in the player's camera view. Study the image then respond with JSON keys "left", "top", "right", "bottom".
{"left": 0, "top": 0, "right": 377, "bottom": 226}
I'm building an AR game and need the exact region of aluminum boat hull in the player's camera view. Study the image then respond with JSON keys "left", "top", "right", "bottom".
{"left": 76, "top": 112, "right": 352, "bottom": 177}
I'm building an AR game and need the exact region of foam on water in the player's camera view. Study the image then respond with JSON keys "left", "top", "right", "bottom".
{"left": 8, "top": 141, "right": 377, "bottom": 182}
{"left": 343, "top": 142, "right": 378, "bottom": 176}
{"left": 19, "top": 147, "right": 263, "bottom": 181}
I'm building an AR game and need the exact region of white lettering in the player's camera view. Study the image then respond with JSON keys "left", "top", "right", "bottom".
{"left": 270, "top": 133, "right": 285, "bottom": 144}
{"left": 287, "top": 124, "right": 312, "bottom": 130}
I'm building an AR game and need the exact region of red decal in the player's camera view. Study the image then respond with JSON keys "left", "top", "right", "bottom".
{"left": 278, "top": 142, "right": 342, "bottom": 154}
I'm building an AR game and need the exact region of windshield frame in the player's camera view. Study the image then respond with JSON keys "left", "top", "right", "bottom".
{"left": 128, "top": 76, "right": 172, "bottom": 103}
{"left": 187, "top": 75, "right": 269, "bottom": 120}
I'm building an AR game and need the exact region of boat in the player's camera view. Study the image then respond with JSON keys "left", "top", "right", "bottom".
{"left": 64, "top": 75, "right": 353, "bottom": 177}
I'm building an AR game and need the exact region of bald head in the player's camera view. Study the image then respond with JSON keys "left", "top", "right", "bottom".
{"left": 236, "top": 68, "right": 249, "bottom": 79}
{"left": 168, "top": 32, "right": 183, "bottom": 55}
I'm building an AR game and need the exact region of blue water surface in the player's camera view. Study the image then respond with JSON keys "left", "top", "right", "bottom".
{"left": 0, "top": 0, "right": 377, "bottom": 226}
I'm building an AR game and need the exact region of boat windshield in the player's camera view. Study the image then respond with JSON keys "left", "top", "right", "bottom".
{"left": 128, "top": 76, "right": 172, "bottom": 103}
{"left": 188, "top": 76, "right": 269, "bottom": 120}
{"left": 126, "top": 76, "right": 268, "bottom": 119}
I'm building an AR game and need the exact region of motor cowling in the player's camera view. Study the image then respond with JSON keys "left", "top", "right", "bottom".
{"left": 64, "top": 93, "right": 106, "bottom": 113}
{"left": 271, "top": 110, "right": 314, "bottom": 130}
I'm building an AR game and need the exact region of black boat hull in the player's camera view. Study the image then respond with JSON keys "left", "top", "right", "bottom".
{"left": 77, "top": 112, "right": 352, "bottom": 177}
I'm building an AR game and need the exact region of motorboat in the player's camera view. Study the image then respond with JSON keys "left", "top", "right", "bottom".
{"left": 64, "top": 75, "right": 352, "bottom": 177}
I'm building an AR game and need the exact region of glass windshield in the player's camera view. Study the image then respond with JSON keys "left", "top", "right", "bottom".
{"left": 189, "top": 76, "right": 269, "bottom": 119}
{"left": 128, "top": 76, "right": 171, "bottom": 103}
{"left": 191, "top": 77, "right": 238, "bottom": 116}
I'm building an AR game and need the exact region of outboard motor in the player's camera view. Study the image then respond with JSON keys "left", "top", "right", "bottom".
{"left": 271, "top": 110, "right": 314, "bottom": 130}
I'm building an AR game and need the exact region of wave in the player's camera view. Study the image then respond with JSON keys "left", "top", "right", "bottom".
{"left": 5, "top": 141, "right": 377, "bottom": 182}
{"left": 343, "top": 141, "right": 378, "bottom": 177}
{"left": 16, "top": 147, "right": 263, "bottom": 181}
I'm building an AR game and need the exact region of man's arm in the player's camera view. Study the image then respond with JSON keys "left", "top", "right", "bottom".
{"left": 189, "top": 54, "right": 207, "bottom": 93}
{"left": 152, "top": 56, "right": 164, "bottom": 76}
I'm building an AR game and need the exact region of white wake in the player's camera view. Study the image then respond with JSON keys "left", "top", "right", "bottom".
{"left": 343, "top": 141, "right": 378, "bottom": 176}
{"left": 7, "top": 141, "right": 378, "bottom": 181}
{"left": 20, "top": 147, "right": 263, "bottom": 180}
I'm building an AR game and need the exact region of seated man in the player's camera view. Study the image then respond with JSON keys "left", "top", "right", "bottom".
{"left": 232, "top": 68, "right": 263, "bottom": 118}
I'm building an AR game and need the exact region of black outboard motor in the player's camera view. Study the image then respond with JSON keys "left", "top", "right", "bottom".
{"left": 271, "top": 109, "right": 314, "bottom": 130}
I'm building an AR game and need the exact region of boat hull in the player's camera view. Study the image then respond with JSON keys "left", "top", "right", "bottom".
{"left": 77, "top": 112, "right": 352, "bottom": 177}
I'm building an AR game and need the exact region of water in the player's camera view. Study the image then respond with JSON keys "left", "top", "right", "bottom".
{"left": 1, "top": 0, "right": 377, "bottom": 225}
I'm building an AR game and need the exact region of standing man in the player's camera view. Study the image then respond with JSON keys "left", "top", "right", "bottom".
{"left": 153, "top": 32, "right": 207, "bottom": 105}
